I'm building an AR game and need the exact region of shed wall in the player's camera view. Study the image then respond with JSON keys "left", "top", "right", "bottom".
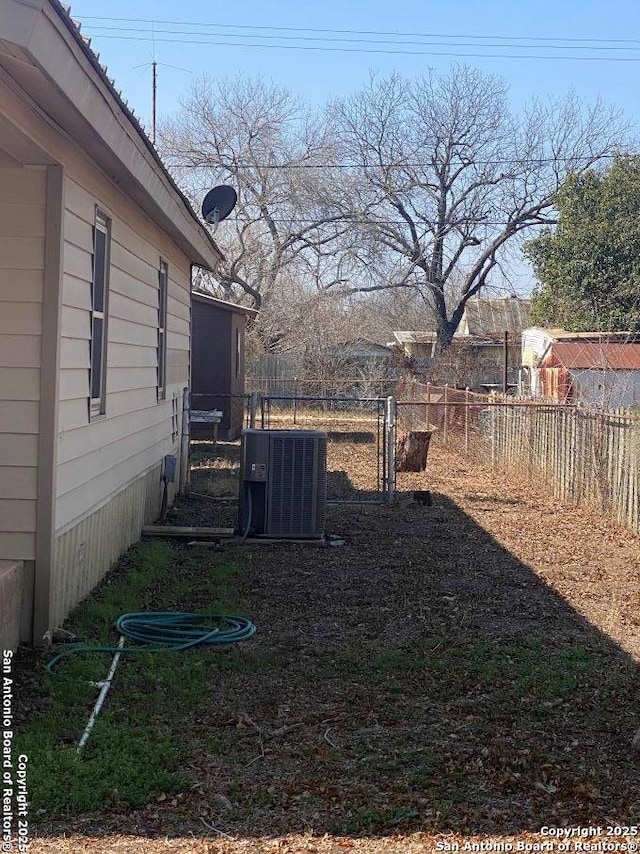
{"left": 191, "top": 301, "right": 242, "bottom": 439}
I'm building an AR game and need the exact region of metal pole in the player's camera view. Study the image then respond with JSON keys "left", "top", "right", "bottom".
{"left": 151, "top": 60, "right": 157, "bottom": 145}
{"left": 503, "top": 330, "right": 509, "bottom": 394}
{"left": 426, "top": 382, "right": 431, "bottom": 428}
{"left": 179, "top": 386, "right": 190, "bottom": 495}
{"left": 248, "top": 390, "right": 258, "bottom": 428}
{"left": 293, "top": 377, "right": 298, "bottom": 425}
{"left": 490, "top": 391, "right": 497, "bottom": 469}
{"left": 385, "top": 395, "right": 396, "bottom": 505}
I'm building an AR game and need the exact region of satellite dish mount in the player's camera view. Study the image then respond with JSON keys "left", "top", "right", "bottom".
{"left": 201, "top": 185, "right": 237, "bottom": 228}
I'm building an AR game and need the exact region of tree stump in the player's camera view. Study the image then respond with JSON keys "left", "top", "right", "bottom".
{"left": 395, "top": 430, "right": 432, "bottom": 472}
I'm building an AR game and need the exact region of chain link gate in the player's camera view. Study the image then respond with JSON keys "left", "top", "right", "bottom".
{"left": 247, "top": 393, "right": 396, "bottom": 505}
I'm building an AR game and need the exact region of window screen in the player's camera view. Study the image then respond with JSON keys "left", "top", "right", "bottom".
{"left": 90, "top": 212, "right": 110, "bottom": 417}
{"left": 157, "top": 260, "right": 168, "bottom": 399}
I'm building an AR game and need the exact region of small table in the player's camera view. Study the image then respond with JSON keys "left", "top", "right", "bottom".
{"left": 190, "top": 409, "right": 223, "bottom": 445}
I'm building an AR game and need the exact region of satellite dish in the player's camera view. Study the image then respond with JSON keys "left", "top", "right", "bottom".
{"left": 201, "top": 185, "right": 237, "bottom": 225}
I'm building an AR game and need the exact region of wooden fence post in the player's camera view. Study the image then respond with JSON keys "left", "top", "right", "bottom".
{"left": 465, "top": 387, "right": 470, "bottom": 453}
{"left": 443, "top": 384, "right": 449, "bottom": 446}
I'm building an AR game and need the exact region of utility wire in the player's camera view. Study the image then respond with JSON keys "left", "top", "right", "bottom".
{"left": 80, "top": 25, "right": 640, "bottom": 53}
{"left": 165, "top": 154, "right": 619, "bottom": 168}
{"left": 78, "top": 33, "right": 640, "bottom": 61}
{"left": 72, "top": 15, "right": 640, "bottom": 46}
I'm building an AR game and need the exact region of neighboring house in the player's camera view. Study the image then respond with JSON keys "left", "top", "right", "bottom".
{"left": 391, "top": 331, "right": 438, "bottom": 361}
{"left": 520, "top": 328, "right": 637, "bottom": 401}
{"left": 457, "top": 296, "right": 531, "bottom": 339}
{"left": 535, "top": 341, "right": 640, "bottom": 407}
{"left": 452, "top": 296, "right": 531, "bottom": 389}
{"left": 390, "top": 299, "right": 530, "bottom": 389}
{"left": 0, "top": 0, "right": 222, "bottom": 650}
{"left": 191, "top": 292, "right": 257, "bottom": 441}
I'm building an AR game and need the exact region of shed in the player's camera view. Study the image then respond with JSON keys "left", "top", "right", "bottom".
{"left": 0, "top": 0, "right": 222, "bottom": 650}
{"left": 538, "top": 341, "right": 640, "bottom": 407}
{"left": 191, "top": 292, "right": 257, "bottom": 440}
{"left": 520, "top": 328, "right": 638, "bottom": 399}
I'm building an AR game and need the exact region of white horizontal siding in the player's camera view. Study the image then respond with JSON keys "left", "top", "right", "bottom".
{"left": 59, "top": 337, "right": 89, "bottom": 370}
{"left": 0, "top": 500, "right": 37, "bottom": 532}
{"left": 0, "top": 467, "right": 37, "bottom": 500}
{"left": 0, "top": 269, "right": 43, "bottom": 303}
{"left": 106, "top": 366, "right": 158, "bottom": 394}
{"left": 0, "top": 237, "right": 44, "bottom": 269}
{"left": 0, "top": 202, "right": 45, "bottom": 237}
{"left": 0, "top": 533, "right": 35, "bottom": 561}
{"left": 0, "top": 335, "right": 41, "bottom": 369}
{"left": 56, "top": 436, "right": 170, "bottom": 530}
{"left": 0, "top": 401, "right": 39, "bottom": 434}
{"left": 61, "top": 305, "right": 90, "bottom": 340}
{"left": 57, "top": 419, "right": 170, "bottom": 498}
{"left": 0, "top": 367, "right": 40, "bottom": 399}
{"left": 108, "top": 316, "right": 157, "bottom": 347}
{"left": 62, "top": 274, "right": 92, "bottom": 311}
{"left": 59, "top": 368, "right": 89, "bottom": 401}
{"left": 58, "top": 399, "right": 88, "bottom": 432}
{"left": 62, "top": 240, "right": 92, "bottom": 282}
{"left": 168, "top": 294, "right": 190, "bottom": 323}
{"left": 57, "top": 403, "right": 168, "bottom": 465}
{"left": 0, "top": 303, "right": 43, "bottom": 335}
{"left": 109, "top": 291, "right": 158, "bottom": 327}
{"left": 167, "top": 330, "right": 189, "bottom": 351}
{"left": 108, "top": 342, "right": 157, "bottom": 369}
{"left": 0, "top": 167, "right": 44, "bottom": 560}
{"left": 0, "top": 434, "right": 38, "bottom": 467}
{"left": 109, "top": 266, "right": 157, "bottom": 309}
{"left": 56, "top": 174, "right": 191, "bottom": 534}
{"left": 0, "top": 168, "right": 46, "bottom": 205}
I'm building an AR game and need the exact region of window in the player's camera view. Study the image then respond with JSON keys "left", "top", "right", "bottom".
{"left": 157, "top": 260, "right": 168, "bottom": 399}
{"left": 90, "top": 211, "right": 110, "bottom": 417}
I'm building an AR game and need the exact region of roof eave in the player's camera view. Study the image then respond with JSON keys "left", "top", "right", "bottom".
{"left": 0, "top": 0, "right": 223, "bottom": 270}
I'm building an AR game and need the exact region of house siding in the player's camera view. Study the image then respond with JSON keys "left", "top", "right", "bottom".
{"left": 49, "top": 170, "right": 192, "bottom": 626}
{"left": 0, "top": 166, "right": 46, "bottom": 563}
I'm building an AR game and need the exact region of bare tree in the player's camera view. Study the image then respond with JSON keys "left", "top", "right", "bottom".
{"left": 159, "top": 75, "right": 351, "bottom": 348}
{"left": 330, "top": 66, "right": 627, "bottom": 350}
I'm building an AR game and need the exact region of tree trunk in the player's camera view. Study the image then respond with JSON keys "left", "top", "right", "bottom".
{"left": 396, "top": 430, "right": 432, "bottom": 472}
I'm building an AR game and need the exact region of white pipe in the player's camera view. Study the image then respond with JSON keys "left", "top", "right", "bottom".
{"left": 77, "top": 635, "right": 126, "bottom": 754}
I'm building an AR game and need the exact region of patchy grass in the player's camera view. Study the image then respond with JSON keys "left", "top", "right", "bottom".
{"left": 14, "top": 539, "right": 253, "bottom": 819}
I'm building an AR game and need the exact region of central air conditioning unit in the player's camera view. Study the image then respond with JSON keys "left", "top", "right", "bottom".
{"left": 238, "top": 429, "right": 327, "bottom": 539}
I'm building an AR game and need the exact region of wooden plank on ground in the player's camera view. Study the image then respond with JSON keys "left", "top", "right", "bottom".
{"left": 142, "top": 525, "right": 235, "bottom": 539}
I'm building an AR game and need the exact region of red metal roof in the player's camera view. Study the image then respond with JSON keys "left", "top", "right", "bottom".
{"left": 544, "top": 342, "right": 640, "bottom": 370}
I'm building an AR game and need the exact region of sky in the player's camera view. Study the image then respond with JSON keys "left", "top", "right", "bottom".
{"left": 67, "top": 0, "right": 640, "bottom": 295}
{"left": 69, "top": 0, "right": 640, "bottom": 135}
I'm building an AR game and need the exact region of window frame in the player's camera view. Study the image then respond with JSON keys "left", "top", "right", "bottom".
{"left": 157, "top": 259, "right": 169, "bottom": 400}
{"left": 89, "top": 209, "right": 111, "bottom": 419}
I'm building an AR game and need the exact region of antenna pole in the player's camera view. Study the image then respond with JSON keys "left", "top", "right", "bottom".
{"left": 152, "top": 59, "right": 157, "bottom": 144}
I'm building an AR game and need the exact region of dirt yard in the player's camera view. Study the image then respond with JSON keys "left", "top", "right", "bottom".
{"left": 27, "top": 430, "right": 640, "bottom": 853}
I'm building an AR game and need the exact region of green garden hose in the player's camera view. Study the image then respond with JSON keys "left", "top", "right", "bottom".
{"left": 46, "top": 611, "right": 256, "bottom": 672}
